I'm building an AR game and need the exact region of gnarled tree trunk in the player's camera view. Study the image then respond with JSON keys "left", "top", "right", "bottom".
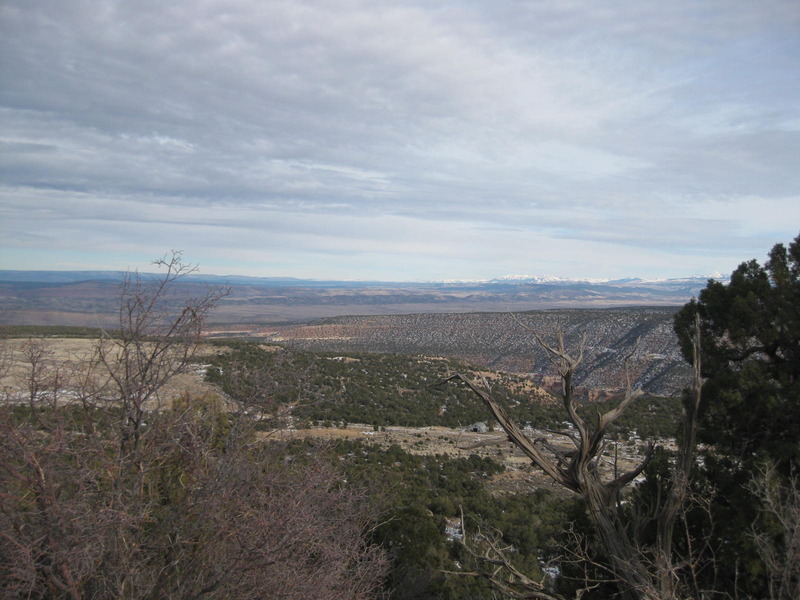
{"left": 449, "top": 316, "right": 704, "bottom": 600}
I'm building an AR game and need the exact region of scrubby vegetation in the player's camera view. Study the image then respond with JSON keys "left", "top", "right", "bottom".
{"left": 206, "top": 341, "right": 685, "bottom": 441}
{"left": 276, "top": 438, "right": 586, "bottom": 599}
{"left": 0, "top": 254, "right": 388, "bottom": 600}
{"left": 206, "top": 342, "right": 566, "bottom": 429}
{"left": 2, "top": 233, "right": 798, "bottom": 600}
{"left": 278, "top": 306, "right": 689, "bottom": 395}
{"left": 0, "top": 399, "right": 388, "bottom": 600}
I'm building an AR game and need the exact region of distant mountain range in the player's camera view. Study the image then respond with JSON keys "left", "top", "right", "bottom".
{"left": 0, "top": 270, "right": 727, "bottom": 287}
{"left": 0, "top": 269, "right": 723, "bottom": 327}
{"left": 484, "top": 273, "right": 724, "bottom": 284}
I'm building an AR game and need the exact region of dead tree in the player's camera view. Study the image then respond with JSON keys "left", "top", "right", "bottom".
{"left": 93, "top": 250, "right": 229, "bottom": 458}
{"left": 446, "top": 315, "right": 705, "bottom": 600}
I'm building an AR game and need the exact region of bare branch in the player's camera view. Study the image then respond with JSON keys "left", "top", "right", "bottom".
{"left": 440, "top": 373, "right": 576, "bottom": 491}
{"left": 451, "top": 506, "right": 564, "bottom": 600}
{"left": 607, "top": 444, "right": 655, "bottom": 495}
{"left": 453, "top": 317, "right": 715, "bottom": 600}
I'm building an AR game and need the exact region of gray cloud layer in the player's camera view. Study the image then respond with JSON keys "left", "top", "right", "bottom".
{"left": 2, "top": 0, "right": 799, "bottom": 279}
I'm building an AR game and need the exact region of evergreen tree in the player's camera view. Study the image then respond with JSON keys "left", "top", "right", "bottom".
{"left": 673, "top": 232, "right": 800, "bottom": 597}
{"left": 674, "top": 232, "right": 800, "bottom": 474}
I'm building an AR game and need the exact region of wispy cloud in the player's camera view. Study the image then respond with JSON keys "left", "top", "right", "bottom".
{"left": 1, "top": 0, "right": 798, "bottom": 279}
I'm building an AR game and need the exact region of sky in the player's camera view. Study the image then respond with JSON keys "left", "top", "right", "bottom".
{"left": 1, "top": 1, "right": 799, "bottom": 282}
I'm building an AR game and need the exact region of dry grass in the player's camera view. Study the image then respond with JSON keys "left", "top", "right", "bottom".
{"left": 0, "top": 337, "right": 221, "bottom": 407}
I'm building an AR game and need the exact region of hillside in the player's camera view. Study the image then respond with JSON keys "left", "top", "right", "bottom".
{"left": 254, "top": 307, "right": 689, "bottom": 396}
{"left": 0, "top": 270, "right": 695, "bottom": 396}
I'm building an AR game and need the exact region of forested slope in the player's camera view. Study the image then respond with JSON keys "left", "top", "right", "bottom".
{"left": 271, "top": 307, "right": 689, "bottom": 396}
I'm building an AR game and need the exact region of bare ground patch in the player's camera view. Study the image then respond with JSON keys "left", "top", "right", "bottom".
{"left": 270, "top": 423, "right": 651, "bottom": 496}
{"left": 0, "top": 337, "right": 223, "bottom": 408}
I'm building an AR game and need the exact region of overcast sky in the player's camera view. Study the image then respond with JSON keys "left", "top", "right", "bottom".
{"left": 1, "top": 1, "right": 799, "bottom": 281}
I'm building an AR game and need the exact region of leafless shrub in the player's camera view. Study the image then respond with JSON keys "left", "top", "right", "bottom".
{"left": 0, "top": 398, "right": 387, "bottom": 599}
{"left": 0, "top": 253, "right": 387, "bottom": 600}
{"left": 92, "top": 251, "right": 229, "bottom": 457}
{"left": 750, "top": 466, "right": 800, "bottom": 600}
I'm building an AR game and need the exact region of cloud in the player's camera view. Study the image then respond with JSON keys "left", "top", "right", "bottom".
{"left": 1, "top": 0, "right": 799, "bottom": 279}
